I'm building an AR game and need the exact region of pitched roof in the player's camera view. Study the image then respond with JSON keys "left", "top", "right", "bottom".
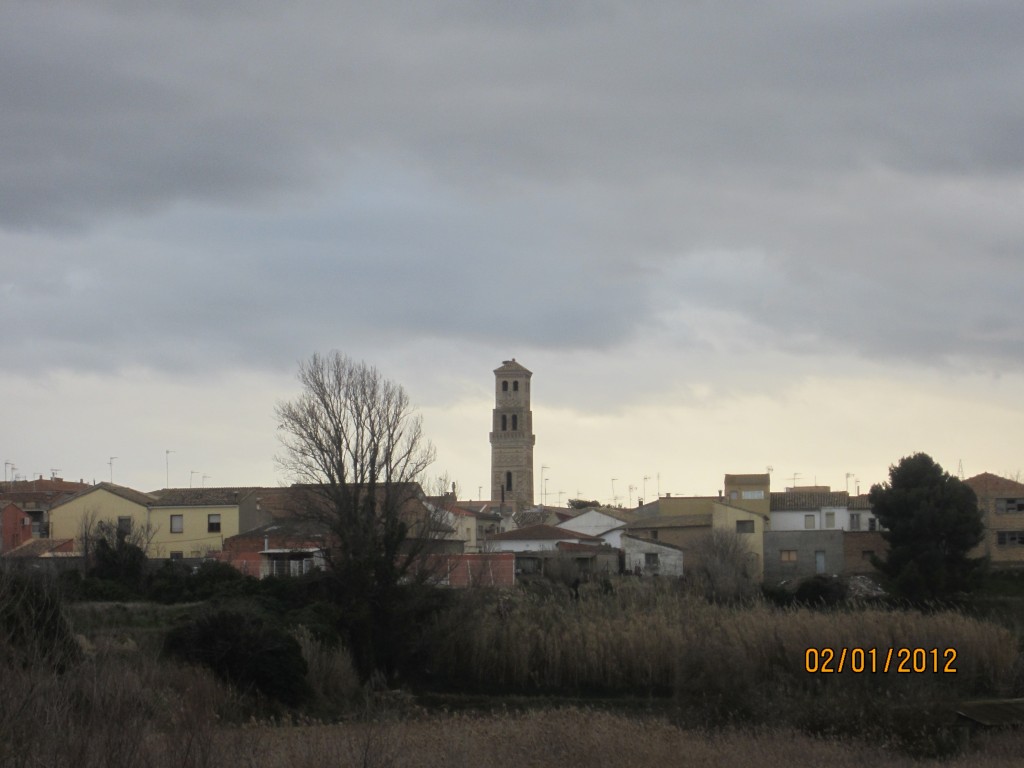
{"left": 0, "top": 478, "right": 91, "bottom": 496}
{"left": 848, "top": 494, "right": 873, "bottom": 510}
{"left": 555, "top": 541, "right": 613, "bottom": 553}
{"left": 770, "top": 491, "right": 851, "bottom": 511}
{"left": 225, "top": 517, "right": 332, "bottom": 543}
{"left": 625, "top": 514, "right": 714, "bottom": 529}
{"left": 149, "top": 487, "right": 260, "bottom": 507}
{"left": 489, "top": 524, "right": 600, "bottom": 542}
{"left": 2, "top": 538, "right": 75, "bottom": 558}
{"left": 493, "top": 358, "right": 532, "bottom": 375}
{"left": 965, "top": 473, "right": 1024, "bottom": 499}
{"left": 50, "top": 482, "right": 158, "bottom": 510}
{"left": 620, "top": 533, "right": 687, "bottom": 552}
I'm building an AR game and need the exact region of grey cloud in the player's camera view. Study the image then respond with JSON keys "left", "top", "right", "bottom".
{"left": 2, "top": 1, "right": 1023, "bottom": 379}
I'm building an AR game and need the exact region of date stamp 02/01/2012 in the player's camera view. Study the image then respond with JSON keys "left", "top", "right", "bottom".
{"left": 804, "top": 647, "right": 958, "bottom": 674}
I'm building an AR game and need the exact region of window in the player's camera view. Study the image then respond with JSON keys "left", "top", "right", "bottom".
{"left": 513, "top": 381, "right": 519, "bottom": 392}
{"left": 997, "top": 499, "right": 1024, "bottom": 514}
{"left": 518, "top": 557, "right": 541, "bottom": 574}
{"left": 169, "top": 551, "right": 183, "bottom": 560}
{"left": 207, "top": 514, "right": 221, "bottom": 533}
{"left": 501, "top": 414, "right": 507, "bottom": 431}
{"left": 868, "top": 517, "right": 877, "bottom": 532}
{"left": 780, "top": 550, "right": 797, "bottom": 562}
{"left": 649, "top": 529, "right": 659, "bottom": 540}
{"left": 741, "top": 490, "right": 764, "bottom": 500}
{"left": 736, "top": 520, "right": 754, "bottom": 534}
{"left": 502, "top": 381, "right": 508, "bottom": 392}
{"left": 861, "top": 550, "right": 875, "bottom": 560}
{"left": 824, "top": 511, "right": 835, "bottom": 529}
{"left": 729, "top": 490, "right": 739, "bottom": 500}
{"left": 644, "top": 552, "right": 660, "bottom": 573}
{"left": 170, "top": 514, "right": 183, "bottom": 534}
{"left": 511, "top": 414, "right": 518, "bottom": 430}
{"left": 117, "top": 516, "right": 132, "bottom": 536}
{"left": 849, "top": 513, "right": 861, "bottom": 531}
{"left": 997, "top": 531, "right": 1024, "bottom": 546}
{"left": 505, "top": 472, "right": 512, "bottom": 491}
{"left": 804, "top": 514, "right": 815, "bottom": 530}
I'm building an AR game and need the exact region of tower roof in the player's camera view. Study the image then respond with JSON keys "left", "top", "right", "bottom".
{"left": 494, "top": 358, "right": 532, "bottom": 375}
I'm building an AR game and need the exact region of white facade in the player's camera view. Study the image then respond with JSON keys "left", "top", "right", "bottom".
{"left": 556, "top": 509, "right": 629, "bottom": 547}
{"left": 770, "top": 507, "right": 879, "bottom": 532}
{"left": 621, "top": 535, "right": 684, "bottom": 577}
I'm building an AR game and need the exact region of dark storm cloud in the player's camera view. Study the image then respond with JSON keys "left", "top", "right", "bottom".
{"left": 2, "top": 1, "right": 1022, "bottom": 376}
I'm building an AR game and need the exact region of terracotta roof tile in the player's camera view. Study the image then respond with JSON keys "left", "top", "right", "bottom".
{"left": 965, "top": 473, "right": 1024, "bottom": 499}
{"left": 490, "top": 524, "right": 600, "bottom": 542}
{"left": 770, "top": 491, "right": 851, "bottom": 511}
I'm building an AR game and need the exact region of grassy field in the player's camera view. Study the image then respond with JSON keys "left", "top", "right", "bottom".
{"left": 5, "top": 573, "right": 1024, "bottom": 766}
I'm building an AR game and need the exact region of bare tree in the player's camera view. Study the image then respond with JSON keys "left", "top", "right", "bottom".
{"left": 689, "top": 528, "right": 759, "bottom": 604}
{"left": 275, "top": 352, "right": 439, "bottom": 679}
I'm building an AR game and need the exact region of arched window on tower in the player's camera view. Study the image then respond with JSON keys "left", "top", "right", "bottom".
{"left": 505, "top": 471, "right": 513, "bottom": 491}
{"left": 501, "top": 414, "right": 507, "bottom": 431}
{"left": 512, "top": 414, "right": 518, "bottom": 430}
{"left": 502, "top": 381, "right": 508, "bottom": 392}
{"left": 513, "top": 381, "right": 519, "bottom": 392}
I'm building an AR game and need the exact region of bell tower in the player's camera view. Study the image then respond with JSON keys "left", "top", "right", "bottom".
{"left": 490, "top": 359, "right": 535, "bottom": 508}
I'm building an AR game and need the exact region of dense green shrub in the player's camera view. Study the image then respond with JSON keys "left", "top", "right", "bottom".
{"left": 163, "top": 608, "right": 311, "bottom": 707}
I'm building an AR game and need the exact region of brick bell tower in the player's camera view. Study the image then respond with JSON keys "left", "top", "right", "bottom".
{"left": 490, "top": 359, "right": 535, "bottom": 508}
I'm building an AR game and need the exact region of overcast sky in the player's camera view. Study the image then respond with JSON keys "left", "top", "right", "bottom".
{"left": 3, "top": 1, "right": 1022, "bottom": 504}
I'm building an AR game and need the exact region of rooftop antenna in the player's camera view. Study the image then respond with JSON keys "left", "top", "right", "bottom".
{"left": 190, "top": 470, "right": 199, "bottom": 488}
{"left": 202, "top": 474, "right": 211, "bottom": 488}
{"left": 166, "top": 450, "right": 175, "bottom": 488}
{"left": 540, "top": 465, "right": 549, "bottom": 505}
{"left": 789, "top": 471, "right": 801, "bottom": 489}
{"left": 643, "top": 475, "right": 651, "bottom": 502}
{"left": 478, "top": 485, "right": 482, "bottom": 500}
{"left": 628, "top": 484, "right": 637, "bottom": 507}
{"left": 4, "top": 461, "right": 13, "bottom": 484}
{"left": 557, "top": 490, "right": 565, "bottom": 505}
{"left": 543, "top": 476, "right": 549, "bottom": 505}
{"left": 611, "top": 477, "right": 618, "bottom": 506}
{"left": 845, "top": 473, "right": 854, "bottom": 493}
{"left": 50, "top": 468, "right": 61, "bottom": 480}
{"left": 108, "top": 457, "right": 117, "bottom": 484}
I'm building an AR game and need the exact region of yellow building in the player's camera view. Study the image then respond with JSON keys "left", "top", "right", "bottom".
{"left": 49, "top": 483, "right": 270, "bottom": 560}
{"left": 629, "top": 475, "right": 769, "bottom": 580}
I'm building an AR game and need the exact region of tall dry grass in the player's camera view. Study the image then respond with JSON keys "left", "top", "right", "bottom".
{"left": 423, "top": 580, "right": 1019, "bottom": 753}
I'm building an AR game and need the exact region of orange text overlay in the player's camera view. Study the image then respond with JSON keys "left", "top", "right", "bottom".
{"left": 804, "top": 647, "right": 958, "bottom": 674}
